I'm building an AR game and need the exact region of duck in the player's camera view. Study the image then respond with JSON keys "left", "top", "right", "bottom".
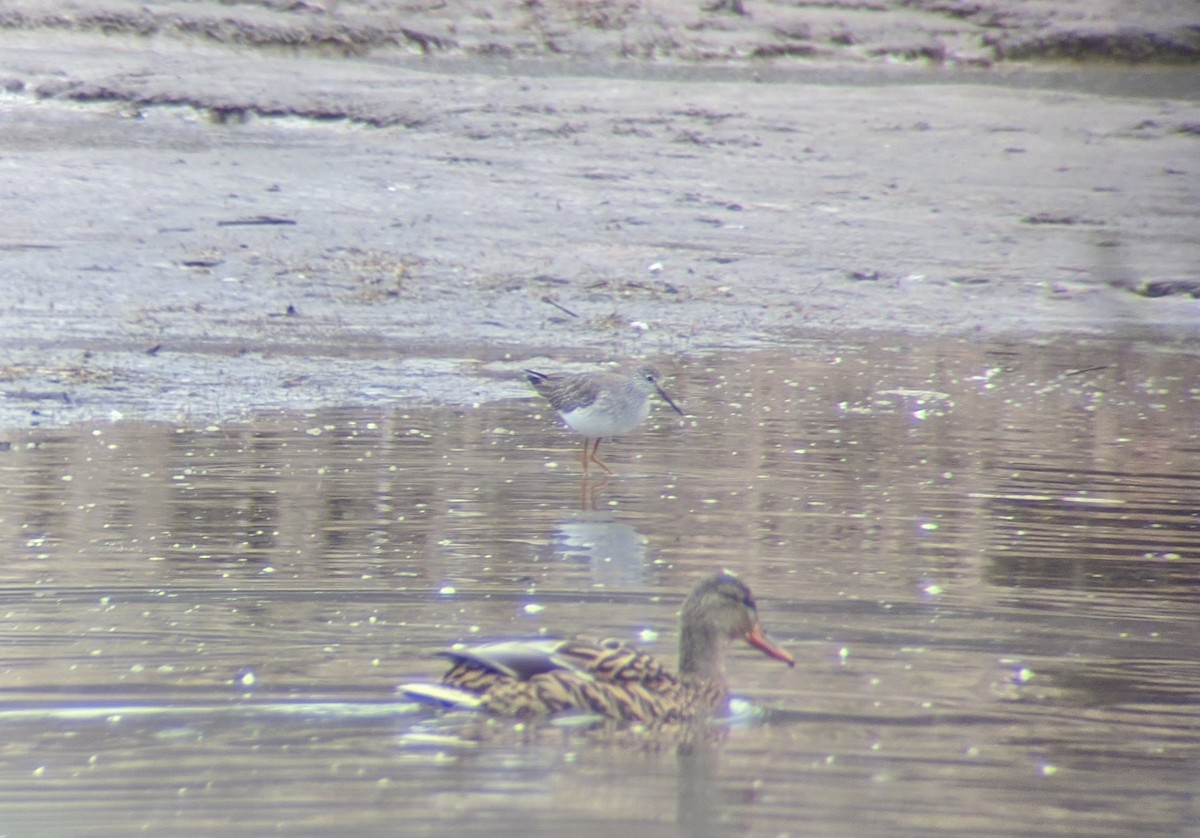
{"left": 400, "top": 571, "right": 794, "bottom": 724}
{"left": 525, "top": 364, "right": 684, "bottom": 475}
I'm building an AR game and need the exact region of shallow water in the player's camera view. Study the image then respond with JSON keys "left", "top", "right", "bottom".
{"left": 1, "top": 337, "right": 1198, "bottom": 837}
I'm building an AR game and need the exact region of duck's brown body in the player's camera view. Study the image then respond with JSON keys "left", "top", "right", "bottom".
{"left": 403, "top": 572, "right": 794, "bottom": 724}
{"left": 440, "top": 637, "right": 723, "bottom": 723}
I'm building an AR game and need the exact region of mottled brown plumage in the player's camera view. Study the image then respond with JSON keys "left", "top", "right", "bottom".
{"left": 525, "top": 364, "right": 684, "bottom": 475}
{"left": 405, "top": 572, "right": 794, "bottom": 724}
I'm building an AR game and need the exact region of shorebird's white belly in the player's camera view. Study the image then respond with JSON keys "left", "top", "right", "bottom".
{"left": 560, "top": 398, "right": 650, "bottom": 437}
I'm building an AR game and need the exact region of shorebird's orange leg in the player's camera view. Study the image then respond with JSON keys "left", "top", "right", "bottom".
{"left": 588, "top": 438, "right": 615, "bottom": 475}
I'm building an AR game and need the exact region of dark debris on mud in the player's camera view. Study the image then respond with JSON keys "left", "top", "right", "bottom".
{"left": 2, "top": 0, "right": 1198, "bottom": 68}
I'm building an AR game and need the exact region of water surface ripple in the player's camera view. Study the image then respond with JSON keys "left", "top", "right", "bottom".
{"left": 0, "top": 338, "right": 1197, "bottom": 836}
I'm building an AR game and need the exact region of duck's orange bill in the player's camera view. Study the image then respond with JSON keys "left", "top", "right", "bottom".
{"left": 745, "top": 625, "right": 795, "bottom": 667}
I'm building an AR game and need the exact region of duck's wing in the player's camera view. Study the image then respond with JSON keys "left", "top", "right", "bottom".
{"left": 441, "top": 637, "right": 668, "bottom": 682}
{"left": 479, "top": 642, "right": 689, "bottom": 722}
{"left": 419, "top": 636, "right": 696, "bottom": 722}
{"left": 438, "top": 638, "right": 588, "bottom": 692}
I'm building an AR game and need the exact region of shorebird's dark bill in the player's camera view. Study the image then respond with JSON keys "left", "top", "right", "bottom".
{"left": 654, "top": 383, "right": 685, "bottom": 415}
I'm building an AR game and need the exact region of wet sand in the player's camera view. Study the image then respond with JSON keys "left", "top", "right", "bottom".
{"left": 0, "top": 0, "right": 1198, "bottom": 428}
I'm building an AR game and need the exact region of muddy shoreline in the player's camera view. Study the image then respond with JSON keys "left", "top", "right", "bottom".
{"left": 1, "top": 0, "right": 1198, "bottom": 430}
{"left": 4, "top": 0, "right": 1200, "bottom": 67}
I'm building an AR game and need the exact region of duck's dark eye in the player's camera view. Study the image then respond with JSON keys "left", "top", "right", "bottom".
{"left": 721, "top": 580, "right": 751, "bottom": 605}
{"left": 718, "top": 585, "right": 753, "bottom": 610}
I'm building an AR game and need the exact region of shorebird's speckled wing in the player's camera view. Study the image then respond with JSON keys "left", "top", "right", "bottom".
{"left": 526, "top": 370, "right": 605, "bottom": 414}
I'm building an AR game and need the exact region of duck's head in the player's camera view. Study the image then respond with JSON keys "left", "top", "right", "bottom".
{"left": 679, "top": 572, "right": 795, "bottom": 677}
